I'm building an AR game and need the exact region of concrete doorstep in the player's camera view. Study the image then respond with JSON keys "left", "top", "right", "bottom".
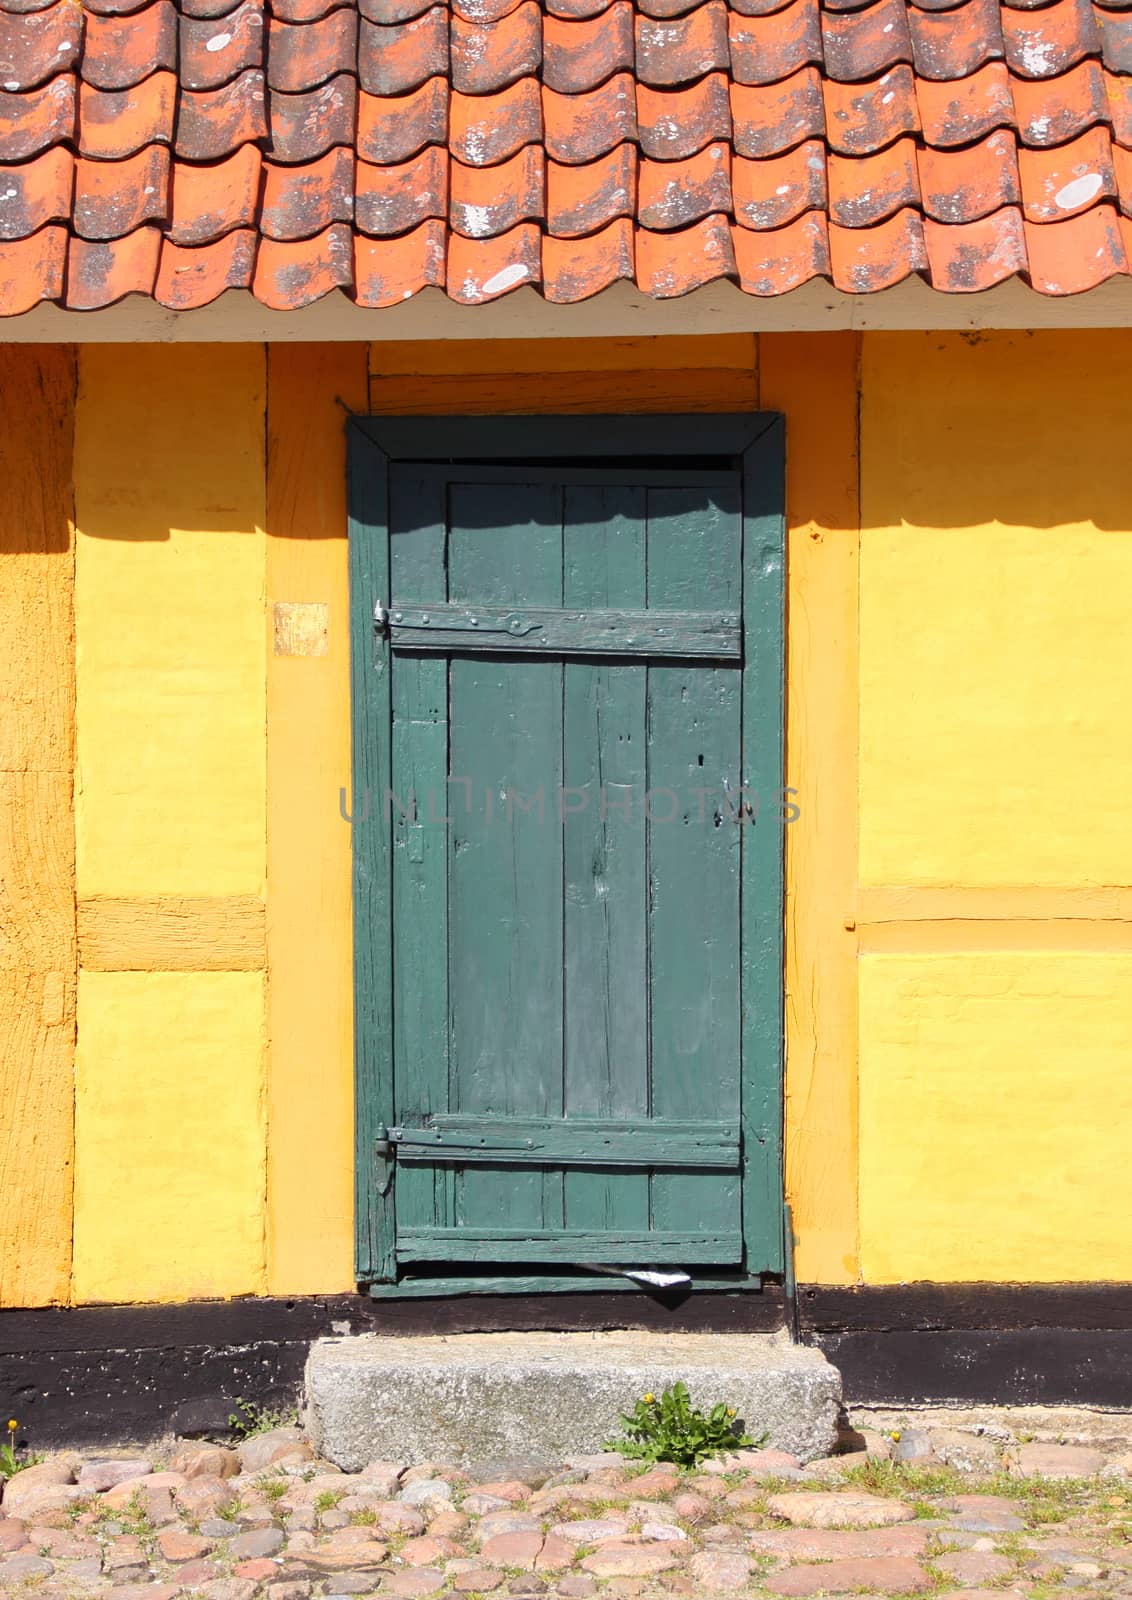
{"left": 305, "top": 1330, "right": 842, "bottom": 1469}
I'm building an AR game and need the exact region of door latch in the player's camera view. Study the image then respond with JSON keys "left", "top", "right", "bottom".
{"left": 374, "top": 1126, "right": 394, "bottom": 1195}
{"left": 373, "top": 599, "right": 390, "bottom": 639}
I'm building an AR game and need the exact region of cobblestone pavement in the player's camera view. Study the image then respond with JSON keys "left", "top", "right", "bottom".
{"left": 3, "top": 1421, "right": 1132, "bottom": 1600}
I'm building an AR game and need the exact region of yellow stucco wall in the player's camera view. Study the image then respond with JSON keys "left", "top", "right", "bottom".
{"left": 71, "top": 346, "right": 269, "bottom": 1303}
{"left": 2, "top": 329, "right": 1131, "bottom": 1307}
{"left": 855, "top": 332, "right": 1132, "bottom": 1284}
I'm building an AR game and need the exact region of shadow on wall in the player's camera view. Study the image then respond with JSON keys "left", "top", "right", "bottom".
{"left": 6, "top": 331, "right": 1132, "bottom": 550}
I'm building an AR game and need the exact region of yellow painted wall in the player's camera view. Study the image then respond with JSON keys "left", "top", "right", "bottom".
{"left": 73, "top": 971, "right": 267, "bottom": 1303}
{"left": 74, "top": 346, "right": 267, "bottom": 898}
{"left": 71, "top": 346, "right": 268, "bottom": 1302}
{"left": 860, "top": 331, "right": 1132, "bottom": 890}
{"left": 858, "top": 953, "right": 1132, "bottom": 1282}
{"left": 856, "top": 331, "right": 1132, "bottom": 1283}
{"left": 4, "top": 328, "right": 1132, "bottom": 1305}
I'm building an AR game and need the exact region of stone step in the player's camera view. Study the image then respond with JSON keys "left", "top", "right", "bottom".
{"left": 305, "top": 1329, "right": 842, "bottom": 1469}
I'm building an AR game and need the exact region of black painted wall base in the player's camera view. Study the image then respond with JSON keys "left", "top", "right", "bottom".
{"left": 3, "top": 1284, "right": 1131, "bottom": 1447}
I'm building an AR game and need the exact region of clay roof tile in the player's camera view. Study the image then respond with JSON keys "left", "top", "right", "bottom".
{"left": 917, "top": 125, "right": 1021, "bottom": 220}
{"left": 822, "top": 0, "right": 915, "bottom": 84}
{"left": 732, "top": 138, "right": 826, "bottom": 228}
{"left": 0, "top": 219, "right": 65, "bottom": 310}
{"left": 358, "top": 9, "right": 449, "bottom": 95}
{"left": 827, "top": 133, "right": 920, "bottom": 225}
{"left": 728, "top": 0, "right": 822, "bottom": 85}
{"left": 252, "top": 214, "right": 353, "bottom": 303}
{"left": 1024, "top": 197, "right": 1131, "bottom": 288}
{"left": 637, "top": 2, "right": 730, "bottom": 86}
{"left": 543, "top": 75, "right": 635, "bottom": 167}
{"left": 546, "top": 140, "right": 637, "bottom": 234}
{"left": 264, "top": 8, "right": 355, "bottom": 92}
{"left": 451, "top": 2, "right": 543, "bottom": 93}
{"left": 638, "top": 74, "right": 729, "bottom": 157}
{"left": 167, "top": 143, "right": 262, "bottom": 242}
{"left": 266, "top": 73, "right": 355, "bottom": 161}
{"left": 77, "top": 73, "right": 176, "bottom": 159}
{"left": 65, "top": 223, "right": 161, "bottom": 307}
{"left": 175, "top": 68, "right": 268, "bottom": 159}
{"left": 908, "top": 0, "right": 1004, "bottom": 81}
{"left": 155, "top": 226, "right": 256, "bottom": 306}
{"left": 356, "top": 144, "right": 447, "bottom": 234}
{"left": 0, "top": 2, "right": 81, "bottom": 93}
{"left": 0, "top": 71, "right": 73, "bottom": 160}
{"left": 450, "top": 143, "right": 544, "bottom": 235}
{"left": 914, "top": 58, "right": 1014, "bottom": 145}
{"left": 638, "top": 140, "right": 733, "bottom": 229}
{"left": 828, "top": 202, "right": 926, "bottom": 287}
{"left": 73, "top": 143, "right": 169, "bottom": 239}
{"left": 823, "top": 64, "right": 921, "bottom": 154}
{"left": 922, "top": 202, "right": 1026, "bottom": 286}
{"left": 447, "top": 217, "right": 542, "bottom": 300}
{"left": 732, "top": 208, "right": 829, "bottom": 292}
{"left": 179, "top": 3, "right": 266, "bottom": 94}
{"left": 635, "top": 209, "right": 736, "bottom": 292}
{"left": 1018, "top": 122, "right": 1117, "bottom": 218}
{"left": 357, "top": 77, "right": 448, "bottom": 163}
{"left": 730, "top": 67, "right": 825, "bottom": 156}
{"left": 261, "top": 143, "right": 355, "bottom": 237}
{"left": 542, "top": 214, "right": 634, "bottom": 298}
{"left": 1003, "top": 0, "right": 1099, "bottom": 79}
{"left": 353, "top": 214, "right": 446, "bottom": 302}
{"left": 543, "top": 5, "right": 633, "bottom": 94}
{"left": 83, "top": 4, "right": 177, "bottom": 93}
{"left": 453, "top": 76, "right": 541, "bottom": 163}
{"left": 0, "top": 144, "right": 71, "bottom": 239}
{"left": 2, "top": 0, "right": 1132, "bottom": 310}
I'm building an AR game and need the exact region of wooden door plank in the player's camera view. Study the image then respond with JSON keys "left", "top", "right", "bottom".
{"left": 645, "top": 485, "right": 744, "bottom": 1252}
{"left": 389, "top": 467, "right": 453, "bottom": 1239}
{"left": 447, "top": 481, "right": 565, "bottom": 1234}
{"left": 369, "top": 1269, "right": 760, "bottom": 1297}
{"left": 562, "top": 486, "right": 650, "bottom": 1238}
{"left": 396, "top": 1227, "right": 744, "bottom": 1263}
{"left": 740, "top": 417, "right": 787, "bottom": 1273}
{"left": 348, "top": 425, "right": 395, "bottom": 1283}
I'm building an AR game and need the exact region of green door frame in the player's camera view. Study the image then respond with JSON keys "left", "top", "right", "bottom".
{"left": 346, "top": 413, "right": 786, "bottom": 1293}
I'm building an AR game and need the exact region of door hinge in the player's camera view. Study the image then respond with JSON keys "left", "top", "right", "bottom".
{"left": 373, "top": 599, "right": 390, "bottom": 639}
{"left": 374, "top": 1125, "right": 394, "bottom": 1195}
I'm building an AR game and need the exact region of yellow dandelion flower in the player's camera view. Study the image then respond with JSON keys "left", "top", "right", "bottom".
{"left": 6, "top": 1420, "right": 16, "bottom": 1432}
{"left": 890, "top": 1430, "right": 901, "bottom": 1442}
{"left": 643, "top": 1393, "right": 655, "bottom": 1404}
{"left": 727, "top": 1408, "right": 736, "bottom": 1417}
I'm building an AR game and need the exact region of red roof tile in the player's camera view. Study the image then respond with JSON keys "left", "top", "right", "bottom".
{"left": 4, "top": 0, "right": 1132, "bottom": 311}
{"left": 168, "top": 144, "right": 262, "bottom": 241}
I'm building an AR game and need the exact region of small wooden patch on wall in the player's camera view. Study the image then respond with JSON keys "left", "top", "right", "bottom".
{"left": 273, "top": 601, "right": 329, "bottom": 657}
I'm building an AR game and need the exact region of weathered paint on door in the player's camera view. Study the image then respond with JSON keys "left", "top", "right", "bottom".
{"left": 348, "top": 416, "right": 785, "bottom": 1293}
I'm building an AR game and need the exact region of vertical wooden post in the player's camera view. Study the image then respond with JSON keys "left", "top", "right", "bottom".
{"left": 266, "top": 344, "right": 369, "bottom": 1294}
{"left": 759, "top": 333, "right": 862, "bottom": 1287}
{"left": 0, "top": 346, "right": 77, "bottom": 1308}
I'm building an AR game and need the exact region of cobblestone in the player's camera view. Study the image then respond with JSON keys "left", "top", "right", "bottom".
{"left": 0, "top": 1417, "right": 1130, "bottom": 1599}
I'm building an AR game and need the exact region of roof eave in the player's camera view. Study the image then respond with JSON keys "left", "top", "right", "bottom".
{"left": 3, "top": 277, "right": 1132, "bottom": 342}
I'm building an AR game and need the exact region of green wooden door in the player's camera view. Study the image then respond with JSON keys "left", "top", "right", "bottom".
{"left": 349, "top": 416, "right": 785, "bottom": 1293}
